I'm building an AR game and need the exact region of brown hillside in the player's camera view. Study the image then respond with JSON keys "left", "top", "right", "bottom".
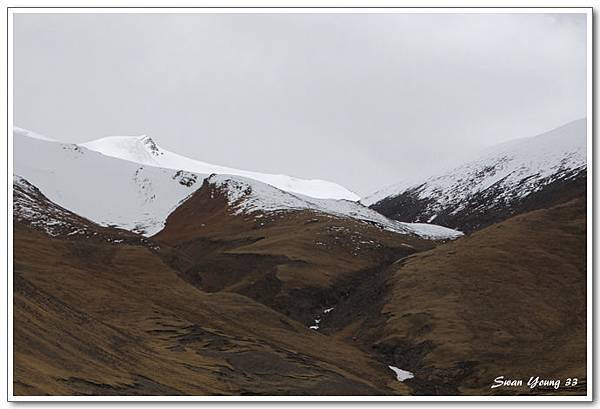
{"left": 13, "top": 176, "right": 587, "bottom": 397}
{"left": 14, "top": 222, "right": 410, "bottom": 395}
{"left": 153, "top": 180, "right": 438, "bottom": 325}
{"left": 364, "top": 197, "right": 587, "bottom": 395}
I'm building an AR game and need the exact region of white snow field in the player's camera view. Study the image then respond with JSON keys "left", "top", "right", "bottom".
{"left": 362, "top": 119, "right": 587, "bottom": 210}
{"left": 14, "top": 127, "right": 462, "bottom": 239}
{"left": 81, "top": 134, "right": 360, "bottom": 201}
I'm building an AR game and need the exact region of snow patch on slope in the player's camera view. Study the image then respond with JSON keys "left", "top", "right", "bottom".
{"left": 388, "top": 366, "right": 414, "bottom": 382}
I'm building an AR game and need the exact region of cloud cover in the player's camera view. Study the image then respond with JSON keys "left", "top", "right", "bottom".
{"left": 13, "top": 12, "right": 587, "bottom": 195}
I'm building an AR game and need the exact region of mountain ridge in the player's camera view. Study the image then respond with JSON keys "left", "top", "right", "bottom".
{"left": 14, "top": 127, "right": 460, "bottom": 239}
{"left": 364, "top": 119, "right": 587, "bottom": 232}
{"left": 80, "top": 133, "right": 360, "bottom": 201}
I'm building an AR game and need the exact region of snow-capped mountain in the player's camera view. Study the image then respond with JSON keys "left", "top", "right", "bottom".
{"left": 80, "top": 134, "right": 359, "bottom": 201}
{"left": 13, "top": 127, "right": 461, "bottom": 239}
{"left": 14, "top": 128, "right": 202, "bottom": 235}
{"left": 14, "top": 127, "right": 354, "bottom": 235}
{"left": 363, "top": 119, "right": 587, "bottom": 232}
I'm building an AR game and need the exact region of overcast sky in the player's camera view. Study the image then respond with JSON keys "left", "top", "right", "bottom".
{"left": 13, "top": 12, "right": 587, "bottom": 195}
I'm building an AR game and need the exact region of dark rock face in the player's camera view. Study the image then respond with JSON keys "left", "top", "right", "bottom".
{"left": 370, "top": 168, "right": 586, "bottom": 233}
{"left": 172, "top": 170, "right": 198, "bottom": 187}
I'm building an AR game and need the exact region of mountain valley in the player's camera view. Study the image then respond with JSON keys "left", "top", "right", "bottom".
{"left": 12, "top": 122, "right": 588, "bottom": 396}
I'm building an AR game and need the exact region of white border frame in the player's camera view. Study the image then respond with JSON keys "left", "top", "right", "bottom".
{"left": 3, "top": 5, "right": 594, "bottom": 403}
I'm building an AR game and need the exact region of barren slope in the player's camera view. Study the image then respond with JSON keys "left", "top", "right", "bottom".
{"left": 153, "top": 176, "right": 449, "bottom": 326}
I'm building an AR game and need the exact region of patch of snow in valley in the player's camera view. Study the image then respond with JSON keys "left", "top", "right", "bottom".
{"left": 388, "top": 365, "right": 414, "bottom": 382}
{"left": 308, "top": 307, "right": 335, "bottom": 330}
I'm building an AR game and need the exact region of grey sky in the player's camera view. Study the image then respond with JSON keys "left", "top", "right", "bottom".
{"left": 13, "top": 12, "right": 587, "bottom": 196}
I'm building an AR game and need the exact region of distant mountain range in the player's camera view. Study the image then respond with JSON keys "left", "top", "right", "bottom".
{"left": 13, "top": 127, "right": 459, "bottom": 239}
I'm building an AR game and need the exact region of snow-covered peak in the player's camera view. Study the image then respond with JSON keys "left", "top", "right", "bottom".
{"left": 14, "top": 130, "right": 202, "bottom": 236}
{"left": 362, "top": 118, "right": 587, "bottom": 206}
{"left": 79, "top": 133, "right": 359, "bottom": 201}
{"left": 80, "top": 134, "right": 165, "bottom": 165}
{"left": 207, "top": 174, "right": 462, "bottom": 240}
